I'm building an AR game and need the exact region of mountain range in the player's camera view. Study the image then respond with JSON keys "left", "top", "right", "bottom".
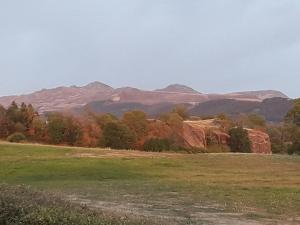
{"left": 0, "top": 82, "right": 291, "bottom": 121}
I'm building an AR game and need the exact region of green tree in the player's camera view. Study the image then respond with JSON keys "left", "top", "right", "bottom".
{"left": 229, "top": 127, "right": 251, "bottom": 153}
{"left": 267, "top": 126, "right": 287, "bottom": 154}
{"left": 101, "top": 122, "right": 136, "bottom": 149}
{"left": 47, "top": 113, "right": 83, "bottom": 145}
{"left": 63, "top": 116, "right": 83, "bottom": 146}
{"left": 47, "top": 113, "right": 67, "bottom": 144}
{"left": 284, "top": 99, "right": 300, "bottom": 155}
{"left": 143, "top": 138, "right": 172, "bottom": 152}
{"left": 122, "top": 111, "right": 148, "bottom": 140}
{"left": 0, "top": 105, "right": 10, "bottom": 138}
{"left": 96, "top": 114, "right": 118, "bottom": 127}
{"left": 285, "top": 98, "right": 300, "bottom": 126}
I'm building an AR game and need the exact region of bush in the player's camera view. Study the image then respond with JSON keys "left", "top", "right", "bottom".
{"left": 229, "top": 127, "right": 251, "bottom": 153}
{"left": 288, "top": 142, "right": 300, "bottom": 155}
{"left": 0, "top": 184, "right": 155, "bottom": 225}
{"left": 101, "top": 122, "right": 136, "bottom": 149}
{"left": 143, "top": 138, "right": 172, "bottom": 152}
{"left": 7, "top": 132, "right": 26, "bottom": 143}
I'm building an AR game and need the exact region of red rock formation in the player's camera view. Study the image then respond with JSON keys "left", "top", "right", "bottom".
{"left": 182, "top": 120, "right": 230, "bottom": 149}
{"left": 182, "top": 120, "right": 271, "bottom": 154}
{"left": 183, "top": 122, "right": 207, "bottom": 148}
{"left": 246, "top": 129, "right": 272, "bottom": 154}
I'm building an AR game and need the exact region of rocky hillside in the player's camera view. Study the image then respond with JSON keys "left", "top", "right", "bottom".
{"left": 0, "top": 82, "right": 289, "bottom": 119}
{"left": 190, "top": 97, "right": 293, "bottom": 122}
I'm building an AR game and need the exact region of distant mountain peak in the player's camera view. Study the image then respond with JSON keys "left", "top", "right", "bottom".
{"left": 156, "top": 84, "right": 200, "bottom": 94}
{"left": 85, "top": 81, "right": 113, "bottom": 89}
{"left": 228, "top": 90, "right": 289, "bottom": 100}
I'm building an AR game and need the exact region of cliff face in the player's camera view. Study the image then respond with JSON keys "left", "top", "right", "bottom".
{"left": 182, "top": 120, "right": 230, "bottom": 149}
{"left": 182, "top": 120, "right": 271, "bottom": 154}
{"left": 246, "top": 129, "right": 272, "bottom": 154}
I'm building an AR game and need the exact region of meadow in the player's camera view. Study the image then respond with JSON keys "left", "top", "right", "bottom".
{"left": 0, "top": 142, "right": 300, "bottom": 225}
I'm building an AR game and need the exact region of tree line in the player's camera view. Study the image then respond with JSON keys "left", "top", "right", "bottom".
{"left": 0, "top": 100, "right": 299, "bottom": 155}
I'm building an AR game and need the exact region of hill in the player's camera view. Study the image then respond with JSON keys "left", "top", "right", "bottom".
{"left": 0, "top": 81, "right": 289, "bottom": 117}
{"left": 190, "top": 97, "right": 293, "bottom": 122}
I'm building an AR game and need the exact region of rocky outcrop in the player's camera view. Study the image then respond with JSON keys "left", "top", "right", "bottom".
{"left": 183, "top": 122, "right": 207, "bottom": 148}
{"left": 182, "top": 120, "right": 271, "bottom": 154}
{"left": 182, "top": 120, "right": 230, "bottom": 149}
{"left": 246, "top": 129, "right": 272, "bottom": 154}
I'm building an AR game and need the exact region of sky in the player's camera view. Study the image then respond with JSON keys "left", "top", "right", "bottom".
{"left": 0, "top": 0, "right": 300, "bottom": 98}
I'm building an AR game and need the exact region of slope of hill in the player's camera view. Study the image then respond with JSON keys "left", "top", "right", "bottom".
{"left": 190, "top": 97, "right": 293, "bottom": 122}
{"left": 0, "top": 82, "right": 114, "bottom": 112}
{"left": 79, "top": 101, "right": 187, "bottom": 118}
{"left": 226, "top": 90, "right": 289, "bottom": 101}
{"left": 0, "top": 81, "right": 289, "bottom": 116}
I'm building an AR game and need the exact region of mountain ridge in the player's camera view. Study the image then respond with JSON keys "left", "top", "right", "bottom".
{"left": 0, "top": 81, "right": 289, "bottom": 114}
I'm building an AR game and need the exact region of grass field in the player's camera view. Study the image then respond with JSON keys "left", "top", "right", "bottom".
{"left": 0, "top": 142, "right": 300, "bottom": 225}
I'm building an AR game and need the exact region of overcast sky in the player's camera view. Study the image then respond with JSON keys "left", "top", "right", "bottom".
{"left": 0, "top": 0, "right": 300, "bottom": 97}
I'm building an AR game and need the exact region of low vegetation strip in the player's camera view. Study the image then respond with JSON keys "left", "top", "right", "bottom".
{"left": 0, "top": 184, "right": 158, "bottom": 225}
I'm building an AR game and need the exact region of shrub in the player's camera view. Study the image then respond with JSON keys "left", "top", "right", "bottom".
{"left": 288, "top": 142, "right": 300, "bottom": 155}
{"left": 0, "top": 184, "right": 156, "bottom": 225}
{"left": 7, "top": 132, "right": 26, "bottom": 143}
{"left": 101, "top": 122, "right": 136, "bottom": 149}
{"left": 229, "top": 127, "right": 251, "bottom": 153}
{"left": 143, "top": 138, "right": 172, "bottom": 152}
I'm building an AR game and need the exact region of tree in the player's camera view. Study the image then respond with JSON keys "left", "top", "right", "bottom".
{"left": 80, "top": 121, "right": 102, "bottom": 147}
{"left": 122, "top": 111, "right": 148, "bottom": 140}
{"left": 46, "top": 113, "right": 67, "bottom": 144}
{"left": 30, "top": 117, "right": 46, "bottom": 141}
{"left": 46, "top": 113, "right": 83, "bottom": 145}
{"left": 159, "top": 112, "right": 184, "bottom": 146}
{"left": 0, "top": 105, "right": 10, "bottom": 138}
{"left": 95, "top": 114, "right": 118, "bottom": 127}
{"left": 288, "top": 141, "right": 300, "bottom": 155}
{"left": 63, "top": 116, "right": 83, "bottom": 146}
{"left": 229, "top": 127, "right": 251, "bottom": 153}
{"left": 143, "top": 138, "right": 172, "bottom": 152}
{"left": 285, "top": 98, "right": 300, "bottom": 126}
{"left": 284, "top": 99, "right": 300, "bottom": 155}
{"left": 238, "top": 114, "right": 266, "bottom": 130}
{"left": 101, "top": 122, "right": 136, "bottom": 149}
{"left": 267, "top": 125, "right": 287, "bottom": 154}
{"left": 172, "top": 105, "right": 189, "bottom": 120}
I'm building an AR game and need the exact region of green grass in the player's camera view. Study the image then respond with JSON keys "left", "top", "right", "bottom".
{"left": 0, "top": 142, "right": 300, "bottom": 224}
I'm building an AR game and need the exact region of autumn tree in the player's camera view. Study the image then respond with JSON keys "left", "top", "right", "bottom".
{"left": 172, "top": 105, "right": 189, "bottom": 120}
{"left": 80, "top": 119, "right": 102, "bottom": 147}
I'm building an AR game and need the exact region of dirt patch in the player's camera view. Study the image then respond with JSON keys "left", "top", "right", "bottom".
{"left": 66, "top": 195, "right": 299, "bottom": 225}
{"left": 68, "top": 150, "right": 185, "bottom": 159}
